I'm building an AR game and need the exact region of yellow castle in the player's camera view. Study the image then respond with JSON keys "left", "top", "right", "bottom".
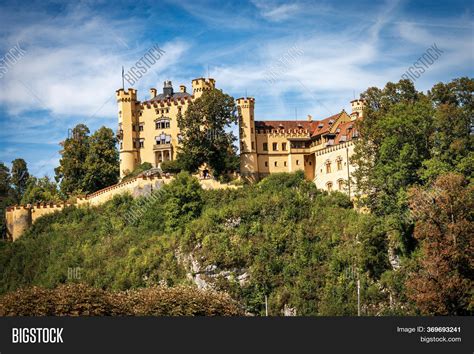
{"left": 117, "top": 77, "right": 365, "bottom": 195}
{"left": 238, "top": 96, "right": 365, "bottom": 195}
{"left": 116, "top": 78, "right": 216, "bottom": 178}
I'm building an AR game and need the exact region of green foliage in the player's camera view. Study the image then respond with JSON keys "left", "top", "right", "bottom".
{"left": 352, "top": 77, "right": 473, "bottom": 254}
{"left": 161, "top": 172, "right": 203, "bottom": 231}
{"left": 55, "top": 124, "right": 119, "bottom": 194}
{"left": 82, "top": 126, "right": 119, "bottom": 191}
{"left": 10, "top": 158, "right": 29, "bottom": 202}
{"left": 161, "top": 160, "right": 182, "bottom": 174}
{"left": 177, "top": 88, "right": 239, "bottom": 177}
{"left": 122, "top": 162, "right": 153, "bottom": 181}
{"left": 55, "top": 124, "right": 90, "bottom": 195}
{"left": 20, "top": 176, "right": 61, "bottom": 204}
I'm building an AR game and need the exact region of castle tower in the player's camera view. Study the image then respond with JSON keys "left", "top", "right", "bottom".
{"left": 116, "top": 88, "right": 138, "bottom": 178}
{"left": 6, "top": 206, "right": 32, "bottom": 241}
{"left": 350, "top": 98, "right": 366, "bottom": 121}
{"left": 192, "top": 78, "right": 216, "bottom": 99}
{"left": 237, "top": 97, "right": 258, "bottom": 182}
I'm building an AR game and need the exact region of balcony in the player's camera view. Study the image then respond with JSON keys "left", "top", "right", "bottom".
{"left": 153, "top": 143, "right": 171, "bottom": 150}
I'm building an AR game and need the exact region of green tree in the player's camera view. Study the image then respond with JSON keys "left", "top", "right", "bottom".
{"left": 82, "top": 126, "right": 119, "bottom": 193}
{"left": 0, "top": 162, "right": 11, "bottom": 199}
{"left": 55, "top": 124, "right": 90, "bottom": 195}
{"left": 177, "top": 89, "right": 238, "bottom": 177}
{"left": 420, "top": 77, "right": 474, "bottom": 183}
{"left": 20, "top": 176, "right": 61, "bottom": 204}
{"left": 10, "top": 158, "right": 29, "bottom": 202}
{"left": 162, "top": 172, "right": 203, "bottom": 231}
{"left": 352, "top": 80, "right": 433, "bottom": 216}
{"left": 161, "top": 160, "right": 182, "bottom": 174}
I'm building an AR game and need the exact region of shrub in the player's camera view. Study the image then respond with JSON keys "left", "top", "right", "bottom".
{"left": 161, "top": 160, "right": 182, "bottom": 174}
{"left": 0, "top": 284, "right": 243, "bottom": 316}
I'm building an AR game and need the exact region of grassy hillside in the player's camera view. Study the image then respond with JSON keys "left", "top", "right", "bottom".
{"left": 0, "top": 172, "right": 401, "bottom": 316}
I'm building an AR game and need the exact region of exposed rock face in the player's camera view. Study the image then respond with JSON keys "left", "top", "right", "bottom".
{"left": 388, "top": 245, "right": 401, "bottom": 270}
{"left": 176, "top": 249, "right": 249, "bottom": 290}
{"left": 283, "top": 304, "right": 297, "bottom": 316}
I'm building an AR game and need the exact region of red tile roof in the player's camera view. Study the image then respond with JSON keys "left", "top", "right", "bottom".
{"left": 254, "top": 111, "right": 359, "bottom": 145}
{"left": 255, "top": 120, "right": 315, "bottom": 131}
{"left": 310, "top": 113, "right": 341, "bottom": 137}
{"left": 255, "top": 112, "right": 342, "bottom": 136}
{"left": 334, "top": 121, "right": 358, "bottom": 144}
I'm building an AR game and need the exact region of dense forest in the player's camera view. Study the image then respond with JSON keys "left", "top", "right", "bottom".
{"left": 0, "top": 78, "right": 472, "bottom": 316}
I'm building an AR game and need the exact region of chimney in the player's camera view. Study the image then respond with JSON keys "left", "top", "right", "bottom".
{"left": 307, "top": 114, "right": 312, "bottom": 122}
{"left": 150, "top": 88, "right": 157, "bottom": 99}
{"left": 163, "top": 80, "right": 173, "bottom": 97}
{"left": 179, "top": 85, "right": 186, "bottom": 93}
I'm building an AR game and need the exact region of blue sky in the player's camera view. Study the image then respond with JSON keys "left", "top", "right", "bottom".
{"left": 0, "top": 0, "right": 473, "bottom": 177}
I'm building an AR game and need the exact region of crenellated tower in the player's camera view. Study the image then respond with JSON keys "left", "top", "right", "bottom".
{"left": 116, "top": 88, "right": 138, "bottom": 178}
{"left": 237, "top": 97, "right": 258, "bottom": 182}
{"left": 192, "top": 78, "right": 216, "bottom": 99}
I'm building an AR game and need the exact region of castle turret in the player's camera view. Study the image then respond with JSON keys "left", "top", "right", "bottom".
{"left": 192, "top": 78, "right": 215, "bottom": 99}
{"left": 350, "top": 98, "right": 366, "bottom": 121}
{"left": 116, "top": 88, "right": 138, "bottom": 178}
{"left": 237, "top": 97, "right": 258, "bottom": 182}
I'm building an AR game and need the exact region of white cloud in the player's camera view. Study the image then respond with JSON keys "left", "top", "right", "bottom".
{"left": 0, "top": 9, "right": 190, "bottom": 120}
{"left": 251, "top": 1, "right": 302, "bottom": 22}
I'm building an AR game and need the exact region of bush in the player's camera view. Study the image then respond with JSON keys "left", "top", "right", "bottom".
{"left": 0, "top": 284, "right": 243, "bottom": 316}
{"left": 161, "top": 160, "right": 182, "bottom": 174}
{"left": 122, "top": 162, "right": 153, "bottom": 181}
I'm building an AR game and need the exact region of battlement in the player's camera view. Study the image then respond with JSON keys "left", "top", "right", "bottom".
{"left": 192, "top": 77, "right": 215, "bottom": 86}
{"left": 116, "top": 88, "right": 137, "bottom": 101}
{"left": 141, "top": 95, "right": 193, "bottom": 109}
{"left": 192, "top": 78, "right": 215, "bottom": 97}
{"left": 236, "top": 97, "right": 255, "bottom": 105}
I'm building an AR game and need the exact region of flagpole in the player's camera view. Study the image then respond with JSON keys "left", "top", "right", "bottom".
{"left": 122, "top": 66, "right": 125, "bottom": 90}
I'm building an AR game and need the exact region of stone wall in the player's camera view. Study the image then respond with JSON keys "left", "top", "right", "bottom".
{"left": 5, "top": 175, "right": 239, "bottom": 241}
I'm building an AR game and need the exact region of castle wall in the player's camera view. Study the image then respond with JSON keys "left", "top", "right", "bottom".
{"left": 5, "top": 174, "right": 238, "bottom": 241}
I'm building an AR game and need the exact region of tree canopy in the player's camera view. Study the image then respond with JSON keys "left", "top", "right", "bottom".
{"left": 177, "top": 89, "right": 239, "bottom": 177}
{"left": 55, "top": 124, "right": 119, "bottom": 195}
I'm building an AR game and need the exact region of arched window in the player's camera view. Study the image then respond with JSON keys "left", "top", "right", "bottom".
{"left": 326, "top": 160, "right": 331, "bottom": 173}
{"left": 326, "top": 182, "right": 333, "bottom": 192}
{"left": 155, "top": 118, "right": 171, "bottom": 129}
{"left": 337, "top": 179, "right": 345, "bottom": 191}
{"left": 336, "top": 156, "right": 343, "bottom": 171}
